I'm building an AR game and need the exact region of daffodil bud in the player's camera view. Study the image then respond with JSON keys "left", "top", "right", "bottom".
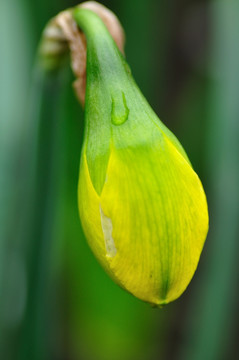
{"left": 74, "top": 8, "right": 208, "bottom": 306}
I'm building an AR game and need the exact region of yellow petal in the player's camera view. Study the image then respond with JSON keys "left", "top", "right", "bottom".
{"left": 78, "top": 134, "right": 208, "bottom": 306}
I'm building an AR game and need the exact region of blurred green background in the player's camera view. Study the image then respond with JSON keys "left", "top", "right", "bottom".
{"left": 1, "top": 0, "right": 239, "bottom": 359}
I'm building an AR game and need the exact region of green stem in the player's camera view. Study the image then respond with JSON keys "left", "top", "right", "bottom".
{"left": 18, "top": 66, "right": 67, "bottom": 360}
{"left": 179, "top": 1, "right": 239, "bottom": 359}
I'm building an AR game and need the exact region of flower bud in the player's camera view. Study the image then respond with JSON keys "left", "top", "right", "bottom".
{"left": 74, "top": 8, "right": 208, "bottom": 306}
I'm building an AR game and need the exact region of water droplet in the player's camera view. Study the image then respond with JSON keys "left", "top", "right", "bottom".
{"left": 111, "top": 91, "right": 129, "bottom": 125}
{"left": 99, "top": 205, "right": 117, "bottom": 258}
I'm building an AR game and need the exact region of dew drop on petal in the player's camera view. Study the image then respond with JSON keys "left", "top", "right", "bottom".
{"left": 111, "top": 91, "right": 129, "bottom": 125}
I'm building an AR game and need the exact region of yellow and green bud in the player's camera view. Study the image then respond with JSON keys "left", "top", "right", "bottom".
{"left": 74, "top": 8, "right": 208, "bottom": 306}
